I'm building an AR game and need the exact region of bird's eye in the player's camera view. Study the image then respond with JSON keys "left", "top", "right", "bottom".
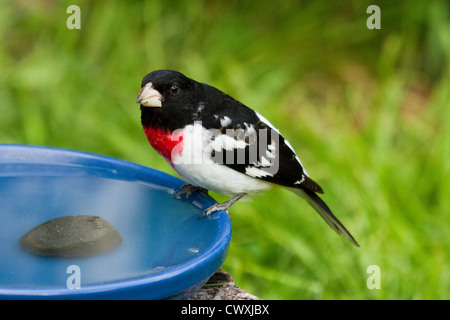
{"left": 170, "top": 83, "right": 179, "bottom": 95}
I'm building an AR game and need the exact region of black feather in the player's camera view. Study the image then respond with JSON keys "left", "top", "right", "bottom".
{"left": 293, "top": 188, "right": 360, "bottom": 247}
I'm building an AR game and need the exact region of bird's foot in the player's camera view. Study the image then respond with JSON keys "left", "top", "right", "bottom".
{"left": 175, "top": 184, "right": 208, "bottom": 199}
{"left": 201, "top": 193, "right": 246, "bottom": 218}
{"left": 202, "top": 203, "right": 231, "bottom": 217}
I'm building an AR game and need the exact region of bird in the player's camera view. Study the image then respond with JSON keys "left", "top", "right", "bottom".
{"left": 136, "top": 69, "right": 359, "bottom": 247}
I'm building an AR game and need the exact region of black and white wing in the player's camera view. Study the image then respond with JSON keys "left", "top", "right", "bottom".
{"left": 205, "top": 109, "right": 359, "bottom": 247}
{"left": 206, "top": 109, "right": 323, "bottom": 194}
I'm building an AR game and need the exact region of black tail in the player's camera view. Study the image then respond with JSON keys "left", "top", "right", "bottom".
{"left": 293, "top": 188, "right": 360, "bottom": 247}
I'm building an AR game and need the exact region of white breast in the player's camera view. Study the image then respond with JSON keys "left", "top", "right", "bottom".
{"left": 171, "top": 122, "right": 272, "bottom": 196}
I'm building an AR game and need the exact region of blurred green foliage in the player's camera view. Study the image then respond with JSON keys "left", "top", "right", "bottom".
{"left": 0, "top": 0, "right": 449, "bottom": 299}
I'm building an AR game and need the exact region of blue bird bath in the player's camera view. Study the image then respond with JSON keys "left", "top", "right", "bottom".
{"left": 0, "top": 144, "right": 231, "bottom": 299}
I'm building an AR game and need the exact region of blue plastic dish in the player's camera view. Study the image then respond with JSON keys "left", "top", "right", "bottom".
{"left": 0, "top": 144, "right": 231, "bottom": 299}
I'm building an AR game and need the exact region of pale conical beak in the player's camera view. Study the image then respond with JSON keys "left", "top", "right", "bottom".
{"left": 137, "top": 82, "right": 162, "bottom": 107}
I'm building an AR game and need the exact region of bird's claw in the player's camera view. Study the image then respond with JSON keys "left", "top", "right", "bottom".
{"left": 201, "top": 203, "right": 230, "bottom": 218}
{"left": 200, "top": 193, "right": 245, "bottom": 218}
{"left": 175, "top": 184, "right": 208, "bottom": 199}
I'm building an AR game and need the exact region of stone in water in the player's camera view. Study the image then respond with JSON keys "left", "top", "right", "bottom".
{"left": 20, "top": 215, "right": 123, "bottom": 257}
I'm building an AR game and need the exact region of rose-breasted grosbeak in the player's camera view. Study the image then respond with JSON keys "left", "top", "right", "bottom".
{"left": 137, "top": 70, "right": 359, "bottom": 247}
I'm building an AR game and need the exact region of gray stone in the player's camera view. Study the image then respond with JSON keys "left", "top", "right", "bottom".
{"left": 20, "top": 215, "right": 123, "bottom": 257}
{"left": 188, "top": 269, "right": 260, "bottom": 300}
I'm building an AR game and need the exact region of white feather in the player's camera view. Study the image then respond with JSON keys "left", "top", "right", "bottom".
{"left": 220, "top": 116, "right": 232, "bottom": 127}
{"left": 255, "top": 111, "right": 308, "bottom": 176}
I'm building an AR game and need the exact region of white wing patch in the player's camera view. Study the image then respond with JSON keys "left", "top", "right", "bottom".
{"left": 245, "top": 166, "right": 273, "bottom": 178}
{"left": 220, "top": 116, "right": 232, "bottom": 127}
{"left": 255, "top": 111, "right": 308, "bottom": 177}
{"left": 294, "top": 175, "right": 305, "bottom": 185}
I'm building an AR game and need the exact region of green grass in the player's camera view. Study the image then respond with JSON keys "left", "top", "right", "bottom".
{"left": 0, "top": 0, "right": 449, "bottom": 299}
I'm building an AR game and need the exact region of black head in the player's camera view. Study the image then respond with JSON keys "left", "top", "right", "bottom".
{"left": 137, "top": 70, "right": 204, "bottom": 131}
{"left": 140, "top": 70, "right": 196, "bottom": 100}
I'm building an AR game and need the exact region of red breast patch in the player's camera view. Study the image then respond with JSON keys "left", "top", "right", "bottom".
{"left": 143, "top": 126, "right": 183, "bottom": 166}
